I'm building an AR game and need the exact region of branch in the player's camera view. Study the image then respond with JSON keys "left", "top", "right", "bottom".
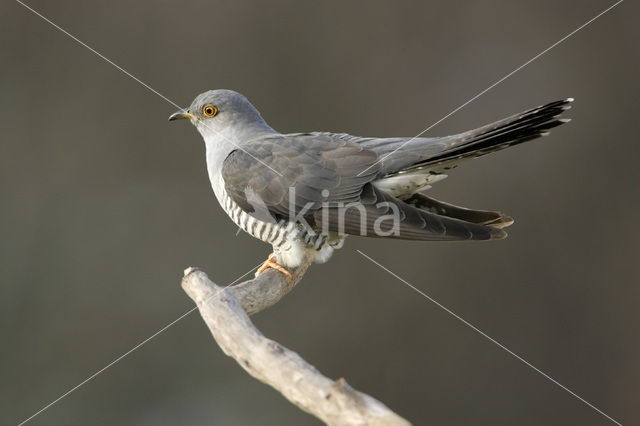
{"left": 181, "top": 252, "right": 411, "bottom": 426}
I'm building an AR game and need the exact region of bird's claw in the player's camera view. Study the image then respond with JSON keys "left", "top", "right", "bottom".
{"left": 255, "top": 253, "right": 293, "bottom": 282}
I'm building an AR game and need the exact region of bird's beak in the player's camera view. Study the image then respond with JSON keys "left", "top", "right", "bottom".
{"left": 168, "top": 109, "right": 196, "bottom": 121}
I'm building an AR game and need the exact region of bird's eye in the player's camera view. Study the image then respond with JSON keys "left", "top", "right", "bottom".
{"left": 202, "top": 105, "right": 218, "bottom": 117}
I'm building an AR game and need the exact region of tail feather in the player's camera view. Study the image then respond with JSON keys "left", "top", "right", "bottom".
{"left": 311, "top": 98, "right": 572, "bottom": 179}
{"left": 409, "top": 98, "right": 573, "bottom": 170}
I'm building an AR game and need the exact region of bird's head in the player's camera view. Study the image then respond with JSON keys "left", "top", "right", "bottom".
{"left": 169, "top": 89, "right": 270, "bottom": 139}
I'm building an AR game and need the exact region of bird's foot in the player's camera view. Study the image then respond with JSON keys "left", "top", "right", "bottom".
{"left": 255, "top": 253, "right": 293, "bottom": 282}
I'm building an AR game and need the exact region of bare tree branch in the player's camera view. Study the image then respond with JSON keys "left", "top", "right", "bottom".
{"left": 181, "top": 253, "right": 411, "bottom": 426}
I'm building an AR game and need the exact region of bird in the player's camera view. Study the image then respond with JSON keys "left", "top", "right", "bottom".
{"left": 169, "top": 90, "right": 572, "bottom": 281}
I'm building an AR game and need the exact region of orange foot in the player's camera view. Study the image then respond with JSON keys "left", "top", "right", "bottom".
{"left": 255, "top": 253, "right": 293, "bottom": 282}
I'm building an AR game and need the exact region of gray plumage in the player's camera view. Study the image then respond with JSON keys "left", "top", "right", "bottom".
{"left": 170, "top": 89, "right": 572, "bottom": 268}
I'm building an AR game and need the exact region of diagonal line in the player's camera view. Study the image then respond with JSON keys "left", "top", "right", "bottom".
{"left": 356, "top": 250, "right": 623, "bottom": 426}
{"left": 14, "top": 0, "right": 180, "bottom": 108}
{"left": 17, "top": 309, "right": 197, "bottom": 426}
{"left": 16, "top": 261, "right": 262, "bottom": 426}
{"left": 357, "top": 0, "right": 624, "bottom": 176}
{"left": 14, "top": 0, "right": 283, "bottom": 177}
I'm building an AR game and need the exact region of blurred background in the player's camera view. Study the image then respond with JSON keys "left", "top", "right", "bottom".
{"left": 2, "top": 0, "right": 638, "bottom": 425}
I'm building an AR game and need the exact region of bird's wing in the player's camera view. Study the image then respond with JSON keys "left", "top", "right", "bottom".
{"left": 221, "top": 133, "right": 505, "bottom": 241}
{"left": 221, "top": 133, "right": 381, "bottom": 219}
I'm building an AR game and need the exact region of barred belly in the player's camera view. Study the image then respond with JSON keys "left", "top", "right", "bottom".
{"left": 220, "top": 191, "right": 330, "bottom": 250}
{"left": 218, "top": 188, "right": 346, "bottom": 267}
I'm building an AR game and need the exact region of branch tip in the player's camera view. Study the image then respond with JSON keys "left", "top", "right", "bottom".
{"left": 183, "top": 266, "right": 201, "bottom": 277}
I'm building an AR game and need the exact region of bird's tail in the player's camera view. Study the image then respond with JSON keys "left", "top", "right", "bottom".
{"left": 408, "top": 98, "right": 573, "bottom": 170}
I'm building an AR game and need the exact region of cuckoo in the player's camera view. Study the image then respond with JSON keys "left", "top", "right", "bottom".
{"left": 170, "top": 90, "right": 571, "bottom": 280}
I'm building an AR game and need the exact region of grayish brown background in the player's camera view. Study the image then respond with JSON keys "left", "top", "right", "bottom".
{"left": 2, "top": 1, "right": 638, "bottom": 425}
